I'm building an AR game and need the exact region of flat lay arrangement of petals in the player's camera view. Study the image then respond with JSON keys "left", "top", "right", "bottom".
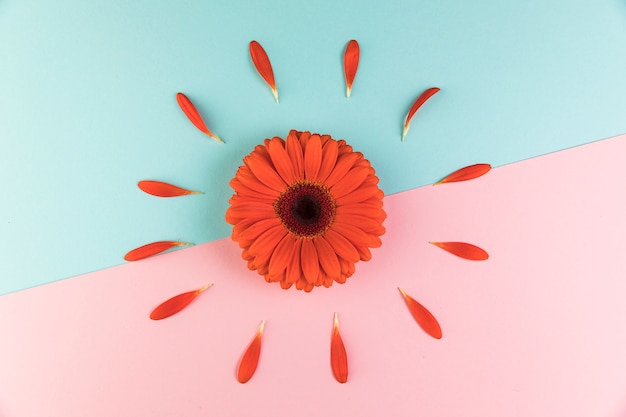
{"left": 126, "top": 40, "right": 492, "bottom": 383}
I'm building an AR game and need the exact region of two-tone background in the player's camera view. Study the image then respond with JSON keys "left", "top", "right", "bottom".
{"left": 1, "top": 1, "right": 626, "bottom": 416}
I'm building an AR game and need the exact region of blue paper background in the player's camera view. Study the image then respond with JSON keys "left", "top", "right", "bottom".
{"left": 1, "top": 0, "right": 625, "bottom": 294}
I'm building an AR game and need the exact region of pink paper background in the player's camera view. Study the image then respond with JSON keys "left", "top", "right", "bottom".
{"left": 1, "top": 135, "right": 625, "bottom": 416}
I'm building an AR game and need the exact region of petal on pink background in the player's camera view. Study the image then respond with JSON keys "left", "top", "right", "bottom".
{"left": 1, "top": 135, "right": 626, "bottom": 417}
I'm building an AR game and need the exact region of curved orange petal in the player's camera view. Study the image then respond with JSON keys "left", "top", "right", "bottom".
{"left": 398, "top": 288, "right": 442, "bottom": 339}
{"left": 295, "top": 276, "right": 313, "bottom": 291}
{"left": 237, "top": 321, "right": 265, "bottom": 383}
{"left": 176, "top": 92, "right": 223, "bottom": 143}
{"left": 335, "top": 185, "right": 383, "bottom": 206}
{"left": 229, "top": 178, "right": 277, "bottom": 202}
{"left": 249, "top": 40, "right": 278, "bottom": 102}
{"left": 268, "top": 234, "right": 296, "bottom": 277}
{"left": 323, "top": 229, "right": 360, "bottom": 263}
{"left": 314, "top": 236, "right": 341, "bottom": 279}
{"left": 434, "top": 163, "right": 491, "bottom": 185}
{"left": 335, "top": 204, "right": 386, "bottom": 219}
{"left": 330, "top": 221, "right": 372, "bottom": 248}
{"left": 343, "top": 39, "right": 360, "bottom": 98}
{"left": 298, "top": 131, "right": 311, "bottom": 153}
{"left": 334, "top": 214, "right": 385, "bottom": 235}
{"left": 267, "top": 138, "right": 297, "bottom": 184}
{"left": 402, "top": 87, "right": 440, "bottom": 141}
{"left": 235, "top": 167, "right": 280, "bottom": 197}
{"left": 336, "top": 140, "right": 352, "bottom": 155}
{"left": 285, "top": 238, "right": 303, "bottom": 284}
{"left": 304, "top": 134, "right": 322, "bottom": 181}
{"left": 300, "top": 238, "right": 320, "bottom": 285}
{"left": 315, "top": 269, "right": 327, "bottom": 286}
{"left": 285, "top": 130, "right": 305, "bottom": 178}
{"left": 317, "top": 139, "right": 339, "bottom": 183}
{"left": 331, "top": 313, "right": 348, "bottom": 383}
{"left": 124, "top": 241, "right": 192, "bottom": 261}
{"left": 245, "top": 153, "right": 287, "bottom": 192}
{"left": 329, "top": 166, "right": 370, "bottom": 199}
{"left": 137, "top": 180, "right": 201, "bottom": 197}
{"left": 324, "top": 152, "right": 361, "bottom": 188}
{"left": 150, "top": 284, "right": 212, "bottom": 320}
{"left": 336, "top": 258, "right": 353, "bottom": 283}
{"left": 238, "top": 217, "right": 283, "bottom": 246}
{"left": 225, "top": 203, "right": 276, "bottom": 223}
{"left": 429, "top": 241, "right": 489, "bottom": 260}
{"left": 248, "top": 225, "right": 286, "bottom": 258}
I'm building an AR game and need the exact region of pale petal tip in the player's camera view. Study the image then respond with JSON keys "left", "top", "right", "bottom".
{"left": 401, "top": 126, "right": 408, "bottom": 142}
{"left": 272, "top": 88, "right": 279, "bottom": 103}
{"left": 346, "top": 86, "right": 351, "bottom": 98}
{"left": 208, "top": 133, "right": 225, "bottom": 144}
{"left": 259, "top": 320, "right": 266, "bottom": 333}
{"left": 333, "top": 312, "right": 339, "bottom": 327}
{"left": 199, "top": 283, "right": 214, "bottom": 292}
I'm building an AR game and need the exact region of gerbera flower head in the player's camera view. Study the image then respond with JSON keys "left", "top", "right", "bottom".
{"left": 226, "top": 130, "right": 386, "bottom": 292}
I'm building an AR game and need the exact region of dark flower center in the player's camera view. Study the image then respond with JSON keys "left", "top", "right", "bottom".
{"left": 275, "top": 182, "right": 336, "bottom": 238}
{"left": 291, "top": 195, "right": 321, "bottom": 225}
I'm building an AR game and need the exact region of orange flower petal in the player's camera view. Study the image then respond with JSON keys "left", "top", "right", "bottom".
{"left": 331, "top": 221, "right": 374, "bottom": 248}
{"left": 268, "top": 234, "right": 296, "bottom": 277}
{"left": 285, "top": 238, "right": 303, "bottom": 285}
{"left": 285, "top": 130, "right": 305, "bottom": 178}
{"left": 434, "top": 163, "right": 491, "bottom": 185}
{"left": 398, "top": 288, "right": 442, "bottom": 339}
{"left": 335, "top": 204, "right": 386, "bottom": 220}
{"left": 249, "top": 40, "right": 278, "bottom": 103}
{"left": 329, "top": 166, "right": 370, "bottom": 199}
{"left": 334, "top": 214, "right": 385, "bottom": 235}
{"left": 324, "top": 229, "right": 360, "bottom": 263}
{"left": 248, "top": 225, "right": 287, "bottom": 258}
{"left": 244, "top": 153, "right": 288, "bottom": 192}
{"left": 324, "top": 152, "right": 361, "bottom": 188}
{"left": 124, "top": 241, "right": 193, "bottom": 261}
{"left": 238, "top": 217, "right": 283, "bottom": 247}
{"left": 150, "top": 284, "right": 212, "bottom": 320}
{"left": 317, "top": 139, "right": 339, "bottom": 183}
{"left": 235, "top": 167, "right": 280, "bottom": 197}
{"left": 313, "top": 237, "right": 341, "bottom": 280}
{"left": 225, "top": 203, "right": 276, "bottom": 223}
{"left": 337, "top": 257, "right": 354, "bottom": 282}
{"left": 267, "top": 138, "right": 297, "bottom": 184}
{"left": 335, "top": 185, "right": 383, "bottom": 206}
{"left": 304, "top": 134, "right": 322, "bottom": 181}
{"left": 300, "top": 238, "right": 320, "bottom": 285}
{"left": 429, "top": 241, "right": 489, "bottom": 260}
{"left": 176, "top": 92, "right": 223, "bottom": 143}
{"left": 331, "top": 313, "right": 348, "bottom": 383}
{"left": 298, "top": 131, "right": 311, "bottom": 152}
{"left": 229, "top": 178, "right": 276, "bottom": 202}
{"left": 237, "top": 321, "right": 265, "bottom": 383}
{"left": 343, "top": 40, "right": 360, "bottom": 98}
{"left": 402, "top": 87, "right": 440, "bottom": 142}
{"left": 137, "top": 180, "right": 202, "bottom": 197}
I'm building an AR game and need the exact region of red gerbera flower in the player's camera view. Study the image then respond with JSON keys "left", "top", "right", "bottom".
{"left": 225, "top": 130, "right": 386, "bottom": 291}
